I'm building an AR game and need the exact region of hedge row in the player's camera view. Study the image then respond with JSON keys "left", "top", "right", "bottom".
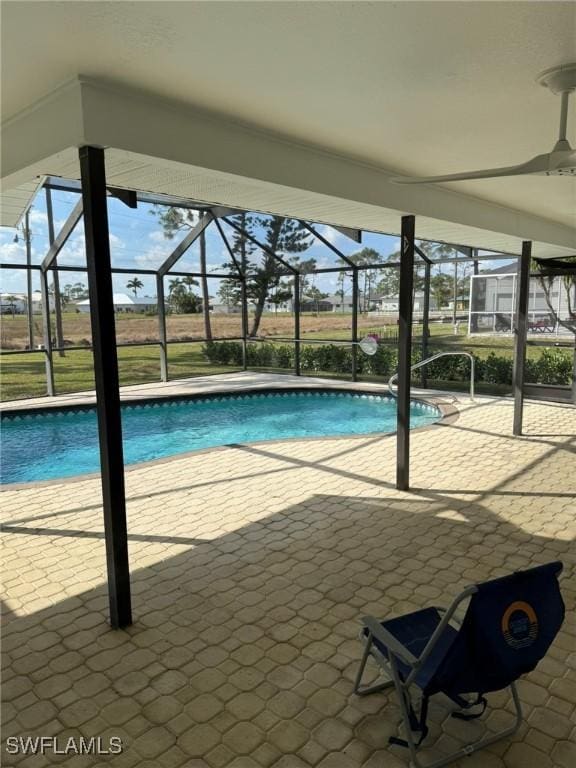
{"left": 202, "top": 341, "right": 573, "bottom": 387}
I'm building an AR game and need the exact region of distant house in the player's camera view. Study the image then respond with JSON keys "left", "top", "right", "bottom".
{"left": 369, "top": 292, "right": 437, "bottom": 312}
{"left": 76, "top": 293, "right": 157, "bottom": 313}
{"left": 0, "top": 291, "right": 55, "bottom": 313}
{"left": 324, "top": 293, "right": 364, "bottom": 312}
{"left": 210, "top": 303, "right": 241, "bottom": 314}
{"left": 447, "top": 295, "right": 469, "bottom": 311}
{"left": 300, "top": 296, "right": 334, "bottom": 313}
{"left": 0, "top": 293, "right": 26, "bottom": 313}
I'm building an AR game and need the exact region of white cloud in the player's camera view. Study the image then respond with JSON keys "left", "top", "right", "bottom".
{"left": 148, "top": 230, "right": 168, "bottom": 243}
{"left": 316, "top": 225, "right": 347, "bottom": 249}
{"left": 56, "top": 234, "right": 86, "bottom": 267}
{"left": 29, "top": 209, "right": 48, "bottom": 226}
{"left": 109, "top": 233, "right": 125, "bottom": 250}
{"left": 134, "top": 244, "right": 171, "bottom": 269}
{"left": 0, "top": 241, "right": 25, "bottom": 262}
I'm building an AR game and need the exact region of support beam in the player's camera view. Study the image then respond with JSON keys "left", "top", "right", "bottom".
{"left": 396, "top": 215, "right": 415, "bottom": 491}
{"left": 421, "top": 261, "right": 431, "bottom": 388}
{"left": 470, "top": 251, "right": 480, "bottom": 333}
{"left": 41, "top": 199, "right": 83, "bottom": 271}
{"left": 107, "top": 187, "right": 137, "bottom": 209}
{"left": 45, "top": 187, "right": 65, "bottom": 357}
{"left": 39, "top": 267, "right": 55, "bottom": 396}
{"left": 212, "top": 215, "right": 248, "bottom": 365}
{"left": 423, "top": 253, "right": 510, "bottom": 265}
{"left": 24, "top": 211, "right": 34, "bottom": 350}
{"left": 157, "top": 275, "right": 168, "bottom": 382}
{"left": 332, "top": 225, "right": 362, "bottom": 243}
{"left": 299, "top": 222, "right": 357, "bottom": 268}
{"left": 512, "top": 241, "right": 532, "bottom": 436}
{"left": 241, "top": 278, "right": 249, "bottom": 370}
{"left": 294, "top": 274, "right": 301, "bottom": 375}
{"left": 415, "top": 244, "right": 432, "bottom": 265}
{"left": 79, "top": 145, "right": 132, "bottom": 629}
{"left": 210, "top": 205, "right": 244, "bottom": 219}
{"left": 157, "top": 214, "right": 213, "bottom": 277}
{"left": 212, "top": 217, "right": 244, "bottom": 275}
{"left": 351, "top": 270, "right": 359, "bottom": 381}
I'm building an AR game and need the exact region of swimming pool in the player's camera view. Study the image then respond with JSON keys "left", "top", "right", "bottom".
{"left": 0, "top": 390, "right": 440, "bottom": 484}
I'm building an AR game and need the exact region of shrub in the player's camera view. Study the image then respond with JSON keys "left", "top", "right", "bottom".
{"left": 529, "top": 347, "right": 573, "bottom": 385}
{"left": 202, "top": 341, "right": 573, "bottom": 388}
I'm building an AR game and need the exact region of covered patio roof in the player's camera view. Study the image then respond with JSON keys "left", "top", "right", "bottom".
{"left": 2, "top": 75, "right": 575, "bottom": 259}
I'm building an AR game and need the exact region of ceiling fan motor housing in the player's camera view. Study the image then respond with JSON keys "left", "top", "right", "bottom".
{"left": 537, "top": 63, "right": 576, "bottom": 94}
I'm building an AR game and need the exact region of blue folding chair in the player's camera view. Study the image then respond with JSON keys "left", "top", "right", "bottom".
{"left": 354, "top": 561, "right": 565, "bottom": 768}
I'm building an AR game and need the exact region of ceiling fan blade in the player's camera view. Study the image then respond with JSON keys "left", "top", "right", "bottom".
{"left": 391, "top": 154, "right": 550, "bottom": 184}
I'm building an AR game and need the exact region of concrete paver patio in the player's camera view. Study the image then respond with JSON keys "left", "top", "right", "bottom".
{"left": 1, "top": 377, "right": 575, "bottom": 767}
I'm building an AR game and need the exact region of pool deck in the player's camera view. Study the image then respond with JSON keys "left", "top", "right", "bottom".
{"left": 1, "top": 374, "right": 575, "bottom": 768}
{"left": 0, "top": 371, "right": 458, "bottom": 412}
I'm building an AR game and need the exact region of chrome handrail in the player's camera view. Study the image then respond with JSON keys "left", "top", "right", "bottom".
{"left": 388, "top": 351, "right": 475, "bottom": 400}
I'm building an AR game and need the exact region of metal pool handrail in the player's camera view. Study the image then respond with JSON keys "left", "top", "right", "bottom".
{"left": 388, "top": 351, "right": 475, "bottom": 401}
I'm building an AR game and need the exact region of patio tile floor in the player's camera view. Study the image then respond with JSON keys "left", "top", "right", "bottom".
{"left": 1, "top": 379, "right": 575, "bottom": 767}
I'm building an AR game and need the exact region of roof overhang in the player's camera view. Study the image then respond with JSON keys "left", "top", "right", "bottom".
{"left": 2, "top": 76, "right": 575, "bottom": 259}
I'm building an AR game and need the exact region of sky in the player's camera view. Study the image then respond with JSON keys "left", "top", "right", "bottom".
{"left": 0, "top": 188, "right": 511, "bottom": 300}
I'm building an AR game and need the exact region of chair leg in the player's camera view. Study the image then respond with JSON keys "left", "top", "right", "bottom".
{"left": 389, "top": 656, "right": 423, "bottom": 768}
{"left": 394, "top": 682, "right": 524, "bottom": 768}
{"left": 354, "top": 635, "right": 394, "bottom": 696}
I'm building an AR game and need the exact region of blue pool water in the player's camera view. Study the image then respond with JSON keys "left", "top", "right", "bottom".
{"left": 0, "top": 390, "right": 440, "bottom": 484}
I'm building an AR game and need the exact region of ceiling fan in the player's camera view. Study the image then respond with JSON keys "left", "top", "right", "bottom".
{"left": 391, "top": 63, "right": 576, "bottom": 183}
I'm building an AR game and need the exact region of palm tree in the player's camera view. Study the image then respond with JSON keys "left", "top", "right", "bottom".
{"left": 126, "top": 277, "right": 144, "bottom": 297}
{"left": 3, "top": 295, "right": 19, "bottom": 318}
{"left": 182, "top": 276, "right": 199, "bottom": 294}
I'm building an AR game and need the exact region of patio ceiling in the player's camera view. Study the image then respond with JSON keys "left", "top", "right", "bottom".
{"left": 1, "top": 1, "right": 575, "bottom": 258}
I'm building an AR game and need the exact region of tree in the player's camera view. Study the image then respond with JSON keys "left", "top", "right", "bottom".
{"left": 290, "top": 257, "right": 317, "bottom": 303}
{"left": 2, "top": 295, "right": 19, "bottom": 318}
{"left": 63, "top": 282, "right": 89, "bottom": 302}
{"left": 430, "top": 273, "right": 452, "bottom": 310}
{"left": 49, "top": 281, "right": 70, "bottom": 311}
{"left": 533, "top": 257, "right": 576, "bottom": 334}
{"left": 168, "top": 277, "right": 201, "bottom": 314}
{"left": 336, "top": 271, "right": 351, "bottom": 312}
{"left": 419, "top": 241, "right": 464, "bottom": 323}
{"left": 153, "top": 207, "right": 212, "bottom": 335}
{"left": 350, "top": 247, "right": 384, "bottom": 312}
{"left": 126, "top": 277, "right": 144, "bottom": 297}
{"left": 222, "top": 214, "right": 312, "bottom": 336}
{"left": 307, "top": 286, "right": 329, "bottom": 315}
{"left": 217, "top": 281, "right": 240, "bottom": 309}
{"left": 267, "top": 282, "right": 293, "bottom": 314}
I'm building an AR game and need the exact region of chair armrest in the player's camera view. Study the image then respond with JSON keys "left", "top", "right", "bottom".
{"left": 362, "top": 616, "right": 418, "bottom": 667}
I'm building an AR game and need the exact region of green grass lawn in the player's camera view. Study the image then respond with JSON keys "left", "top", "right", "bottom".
{"left": 300, "top": 323, "right": 567, "bottom": 361}
{"left": 0, "top": 343, "right": 241, "bottom": 402}
{"left": 1, "top": 327, "right": 571, "bottom": 402}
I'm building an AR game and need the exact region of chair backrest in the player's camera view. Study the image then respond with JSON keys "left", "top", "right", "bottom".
{"left": 430, "top": 561, "right": 565, "bottom": 696}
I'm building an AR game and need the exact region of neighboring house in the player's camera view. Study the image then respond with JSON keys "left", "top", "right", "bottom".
{"left": 210, "top": 303, "right": 241, "bottom": 314}
{"left": 0, "top": 293, "right": 26, "bottom": 313}
{"left": 300, "top": 297, "right": 333, "bottom": 313}
{"left": 0, "top": 291, "right": 55, "bottom": 313}
{"left": 262, "top": 299, "right": 292, "bottom": 313}
{"left": 469, "top": 263, "right": 573, "bottom": 333}
{"left": 325, "top": 293, "right": 361, "bottom": 312}
{"left": 447, "top": 295, "right": 470, "bottom": 311}
{"left": 76, "top": 293, "right": 157, "bottom": 313}
{"left": 369, "top": 292, "right": 437, "bottom": 313}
